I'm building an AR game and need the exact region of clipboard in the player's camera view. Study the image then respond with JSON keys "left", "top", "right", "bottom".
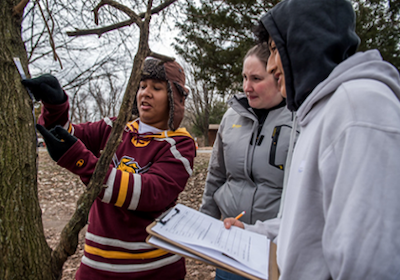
{"left": 146, "top": 204, "right": 279, "bottom": 280}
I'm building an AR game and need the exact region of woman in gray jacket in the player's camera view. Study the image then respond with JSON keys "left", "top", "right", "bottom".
{"left": 200, "top": 43, "right": 295, "bottom": 280}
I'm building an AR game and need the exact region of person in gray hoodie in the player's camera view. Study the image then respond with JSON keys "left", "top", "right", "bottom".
{"left": 200, "top": 43, "right": 295, "bottom": 280}
{"left": 223, "top": 0, "right": 400, "bottom": 279}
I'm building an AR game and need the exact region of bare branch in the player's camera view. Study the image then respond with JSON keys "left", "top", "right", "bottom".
{"left": 140, "top": 0, "right": 177, "bottom": 16}
{"left": 13, "top": 0, "right": 30, "bottom": 17}
{"left": 93, "top": 0, "right": 141, "bottom": 25}
{"left": 67, "top": 19, "right": 135, "bottom": 37}
{"left": 67, "top": 0, "right": 178, "bottom": 38}
{"left": 36, "top": 0, "right": 63, "bottom": 68}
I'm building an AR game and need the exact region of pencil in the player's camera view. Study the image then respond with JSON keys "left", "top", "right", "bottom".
{"left": 235, "top": 211, "right": 245, "bottom": 220}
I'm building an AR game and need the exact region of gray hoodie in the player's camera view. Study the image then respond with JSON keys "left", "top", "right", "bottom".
{"left": 279, "top": 49, "right": 400, "bottom": 280}
{"left": 247, "top": 0, "right": 400, "bottom": 279}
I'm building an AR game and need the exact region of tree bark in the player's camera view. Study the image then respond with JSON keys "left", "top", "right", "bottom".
{"left": 0, "top": 1, "right": 52, "bottom": 279}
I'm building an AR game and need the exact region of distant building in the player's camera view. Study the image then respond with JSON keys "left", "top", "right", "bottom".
{"left": 208, "top": 124, "right": 220, "bottom": 147}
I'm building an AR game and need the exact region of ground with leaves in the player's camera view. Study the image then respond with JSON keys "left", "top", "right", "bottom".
{"left": 37, "top": 149, "right": 215, "bottom": 280}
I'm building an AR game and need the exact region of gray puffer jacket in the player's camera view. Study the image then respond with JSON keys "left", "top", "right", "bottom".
{"left": 200, "top": 94, "right": 296, "bottom": 224}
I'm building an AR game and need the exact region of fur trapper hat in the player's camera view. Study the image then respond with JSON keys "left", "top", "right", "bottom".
{"left": 133, "top": 58, "right": 189, "bottom": 131}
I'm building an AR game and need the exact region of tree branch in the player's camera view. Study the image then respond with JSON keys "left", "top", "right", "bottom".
{"left": 36, "top": 0, "right": 63, "bottom": 69}
{"left": 50, "top": 33, "right": 149, "bottom": 280}
{"left": 93, "top": 0, "right": 141, "bottom": 26}
{"left": 49, "top": 0, "right": 177, "bottom": 278}
{"left": 67, "top": 0, "right": 178, "bottom": 38}
{"left": 67, "top": 19, "right": 135, "bottom": 37}
{"left": 13, "top": 0, "right": 30, "bottom": 17}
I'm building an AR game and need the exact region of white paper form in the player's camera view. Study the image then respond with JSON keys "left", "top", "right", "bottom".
{"left": 148, "top": 235, "right": 266, "bottom": 279}
{"left": 151, "top": 204, "right": 269, "bottom": 279}
{"left": 148, "top": 236, "right": 212, "bottom": 264}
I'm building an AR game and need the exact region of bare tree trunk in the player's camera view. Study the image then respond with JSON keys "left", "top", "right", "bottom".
{"left": 201, "top": 83, "right": 211, "bottom": 146}
{"left": 0, "top": 1, "right": 52, "bottom": 279}
{"left": 50, "top": 0, "right": 177, "bottom": 278}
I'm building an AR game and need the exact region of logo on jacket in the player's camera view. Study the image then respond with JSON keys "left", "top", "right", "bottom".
{"left": 76, "top": 159, "right": 84, "bottom": 167}
{"left": 117, "top": 156, "right": 141, "bottom": 173}
{"left": 116, "top": 156, "right": 152, "bottom": 174}
{"left": 232, "top": 124, "right": 242, "bottom": 128}
{"left": 131, "top": 137, "right": 152, "bottom": 147}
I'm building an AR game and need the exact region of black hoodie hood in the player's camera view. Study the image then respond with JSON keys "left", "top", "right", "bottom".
{"left": 260, "top": 0, "right": 360, "bottom": 111}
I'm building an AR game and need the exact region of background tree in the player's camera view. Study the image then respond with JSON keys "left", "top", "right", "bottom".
{"left": 176, "top": 0, "right": 399, "bottom": 91}
{"left": 182, "top": 65, "right": 228, "bottom": 145}
{"left": 22, "top": 0, "right": 132, "bottom": 122}
{"left": 87, "top": 72, "right": 124, "bottom": 120}
{"left": 175, "top": 0, "right": 400, "bottom": 145}
{"left": 354, "top": 0, "right": 400, "bottom": 70}
{"left": 1, "top": 0, "right": 178, "bottom": 279}
{"left": 22, "top": 0, "right": 179, "bottom": 123}
{"left": 173, "top": 0, "right": 276, "bottom": 145}
{"left": 174, "top": 0, "right": 279, "bottom": 94}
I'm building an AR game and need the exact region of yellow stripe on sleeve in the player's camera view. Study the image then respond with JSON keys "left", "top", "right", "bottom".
{"left": 84, "top": 244, "right": 169, "bottom": 259}
{"left": 115, "top": 171, "right": 129, "bottom": 207}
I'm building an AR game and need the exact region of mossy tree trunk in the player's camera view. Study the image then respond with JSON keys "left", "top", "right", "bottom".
{"left": 0, "top": 1, "right": 53, "bottom": 279}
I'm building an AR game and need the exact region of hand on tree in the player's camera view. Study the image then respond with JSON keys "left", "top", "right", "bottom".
{"left": 22, "top": 74, "right": 66, "bottom": 104}
{"left": 36, "top": 124, "right": 77, "bottom": 162}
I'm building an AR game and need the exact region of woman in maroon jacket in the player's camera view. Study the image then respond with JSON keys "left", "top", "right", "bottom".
{"left": 23, "top": 58, "right": 196, "bottom": 280}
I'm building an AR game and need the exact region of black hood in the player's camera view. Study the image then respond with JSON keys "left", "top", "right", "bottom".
{"left": 260, "top": 0, "right": 360, "bottom": 111}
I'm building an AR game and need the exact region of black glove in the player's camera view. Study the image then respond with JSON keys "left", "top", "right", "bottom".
{"left": 36, "top": 124, "right": 77, "bottom": 162}
{"left": 22, "top": 74, "right": 66, "bottom": 104}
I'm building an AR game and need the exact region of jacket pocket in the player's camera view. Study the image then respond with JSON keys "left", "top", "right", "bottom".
{"left": 269, "top": 125, "right": 292, "bottom": 170}
{"left": 213, "top": 183, "right": 239, "bottom": 219}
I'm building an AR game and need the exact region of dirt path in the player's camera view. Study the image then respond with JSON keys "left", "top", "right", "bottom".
{"left": 37, "top": 149, "right": 215, "bottom": 280}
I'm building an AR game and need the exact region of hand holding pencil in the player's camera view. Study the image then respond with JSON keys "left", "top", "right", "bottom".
{"left": 223, "top": 211, "right": 245, "bottom": 230}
